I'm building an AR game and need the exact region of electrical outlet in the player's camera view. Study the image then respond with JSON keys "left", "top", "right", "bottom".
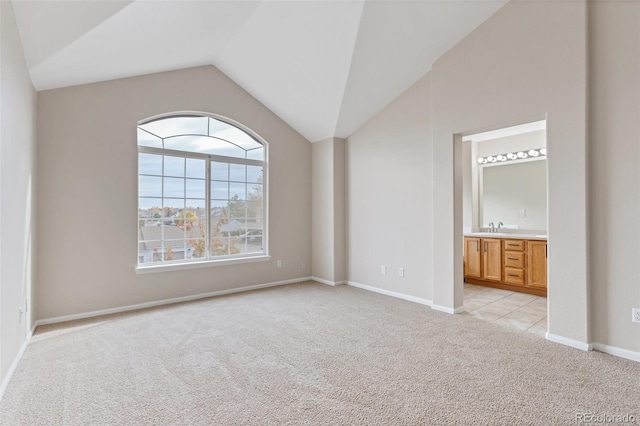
{"left": 381, "top": 265, "right": 386, "bottom": 275}
{"left": 632, "top": 308, "right": 640, "bottom": 324}
{"left": 399, "top": 267, "right": 405, "bottom": 277}
{"left": 277, "top": 260, "right": 282, "bottom": 268}
{"left": 518, "top": 208, "right": 527, "bottom": 218}
{"left": 301, "top": 262, "right": 306, "bottom": 269}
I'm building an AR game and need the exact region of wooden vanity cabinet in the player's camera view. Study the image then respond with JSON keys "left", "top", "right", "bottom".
{"left": 463, "top": 237, "right": 481, "bottom": 278}
{"left": 527, "top": 240, "right": 548, "bottom": 289}
{"left": 503, "top": 239, "right": 525, "bottom": 286}
{"left": 463, "top": 237, "right": 502, "bottom": 282}
{"left": 463, "top": 236, "right": 547, "bottom": 297}
{"left": 482, "top": 239, "right": 502, "bottom": 281}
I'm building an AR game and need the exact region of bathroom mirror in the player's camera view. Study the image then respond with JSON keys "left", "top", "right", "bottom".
{"left": 480, "top": 158, "right": 547, "bottom": 230}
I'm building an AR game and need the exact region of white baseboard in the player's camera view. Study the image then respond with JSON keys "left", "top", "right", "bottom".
{"left": 347, "top": 281, "right": 432, "bottom": 307}
{"left": 35, "top": 276, "right": 312, "bottom": 328}
{"left": 592, "top": 342, "right": 640, "bottom": 362}
{"left": 431, "top": 304, "right": 465, "bottom": 314}
{"left": 545, "top": 332, "right": 592, "bottom": 352}
{"left": 311, "top": 277, "right": 347, "bottom": 286}
{"left": 0, "top": 326, "right": 34, "bottom": 402}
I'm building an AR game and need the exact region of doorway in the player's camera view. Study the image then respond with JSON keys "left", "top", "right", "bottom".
{"left": 460, "top": 119, "right": 548, "bottom": 335}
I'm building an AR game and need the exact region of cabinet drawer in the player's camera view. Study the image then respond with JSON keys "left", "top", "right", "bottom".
{"left": 504, "top": 251, "right": 525, "bottom": 268}
{"left": 503, "top": 240, "right": 525, "bottom": 251}
{"left": 504, "top": 267, "right": 525, "bottom": 285}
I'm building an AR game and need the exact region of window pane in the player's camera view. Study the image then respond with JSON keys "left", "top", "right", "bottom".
{"left": 162, "top": 239, "right": 186, "bottom": 261}
{"left": 139, "top": 153, "right": 163, "bottom": 176}
{"left": 163, "top": 198, "right": 184, "bottom": 223}
{"left": 186, "top": 199, "right": 205, "bottom": 210}
{"left": 229, "top": 164, "right": 246, "bottom": 182}
{"left": 247, "top": 165, "right": 262, "bottom": 183}
{"left": 209, "top": 118, "right": 262, "bottom": 150}
{"left": 186, "top": 179, "right": 205, "bottom": 199}
{"left": 247, "top": 200, "right": 262, "bottom": 218}
{"left": 165, "top": 135, "right": 246, "bottom": 158}
{"left": 211, "top": 181, "right": 229, "bottom": 200}
{"left": 227, "top": 197, "right": 246, "bottom": 218}
{"left": 139, "top": 176, "right": 162, "bottom": 197}
{"left": 187, "top": 239, "right": 206, "bottom": 259}
{"left": 164, "top": 177, "right": 184, "bottom": 198}
{"left": 247, "top": 183, "right": 262, "bottom": 202}
{"left": 175, "top": 209, "right": 199, "bottom": 230}
{"left": 237, "top": 233, "right": 263, "bottom": 254}
{"left": 211, "top": 162, "right": 229, "bottom": 180}
{"left": 140, "top": 116, "right": 209, "bottom": 139}
{"left": 229, "top": 182, "right": 246, "bottom": 200}
{"left": 211, "top": 236, "right": 229, "bottom": 256}
{"left": 137, "top": 128, "right": 162, "bottom": 148}
{"left": 246, "top": 147, "right": 264, "bottom": 161}
{"left": 186, "top": 158, "right": 205, "bottom": 179}
{"left": 138, "top": 201, "right": 163, "bottom": 227}
{"left": 211, "top": 199, "right": 227, "bottom": 210}
{"left": 164, "top": 156, "right": 185, "bottom": 177}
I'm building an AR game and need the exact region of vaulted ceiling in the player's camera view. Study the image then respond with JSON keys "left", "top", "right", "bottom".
{"left": 12, "top": 0, "right": 507, "bottom": 142}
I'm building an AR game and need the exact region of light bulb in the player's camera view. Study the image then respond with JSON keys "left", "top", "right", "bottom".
{"left": 517, "top": 151, "right": 528, "bottom": 159}
{"left": 507, "top": 153, "right": 517, "bottom": 160}
{"left": 540, "top": 148, "right": 547, "bottom": 155}
{"left": 487, "top": 156, "right": 497, "bottom": 163}
{"left": 497, "top": 155, "right": 506, "bottom": 161}
{"left": 477, "top": 158, "right": 484, "bottom": 164}
{"left": 528, "top": 149, "right": 539, "bottom": 157}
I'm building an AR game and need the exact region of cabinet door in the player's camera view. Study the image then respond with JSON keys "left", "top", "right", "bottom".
{"left": 482, "top": 239, "right": 502, "bottom": 281}
{"left": 464, "top": 237, "right": 481, "bottom": 278}
{"left": 527, "top": 241, "right": 547, "bottom": 289}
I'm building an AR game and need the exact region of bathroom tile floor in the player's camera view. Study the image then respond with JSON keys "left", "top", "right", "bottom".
{"left": 464, "top": 283, "right": 547, "bottom": 336}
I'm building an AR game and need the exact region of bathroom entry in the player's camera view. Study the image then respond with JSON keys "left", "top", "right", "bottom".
{"left": 460, "top": 120, "right": 548, "bottom": 336}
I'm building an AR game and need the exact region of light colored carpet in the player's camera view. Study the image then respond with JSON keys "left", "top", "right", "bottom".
{"left": 1, "top": 281, "right": 638, "bottom": 425}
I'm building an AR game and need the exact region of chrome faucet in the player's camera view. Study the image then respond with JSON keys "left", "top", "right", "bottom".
{"left": 488, "top": 222, "right": 495, "bottom": 233}
{"left": 497, "top": 222, "right": 504, "bottom": 231}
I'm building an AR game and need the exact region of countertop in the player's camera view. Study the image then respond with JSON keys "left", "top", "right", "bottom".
{"left": 463, "top": 232, "right": 547, "bottom": 241}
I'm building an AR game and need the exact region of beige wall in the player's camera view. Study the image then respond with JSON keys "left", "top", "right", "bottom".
{"left": 588, "top": 0, "right": 640, "bottom": 353}
{"left": 345, "top": 0, "right": 639, "bottom": 354}
{"left": 475, "top": 130, "right": 546, "bottom": 159}
{"left": 346, "top": 73, "right": 432, "bottom": 301}
{"left": 312, "top": 139, "right": 334, "bottom": 281}
{"left": 35, "top": 66, "right": 311, "bottom": 320}
{"left": 311, "top": 138, "right": 346, "bottom": 284}
{"left": 432, "top": 0, "right": 589, "bottom": 342}
{"left": 0, "top": 1, "right": 37, "bottom": 387}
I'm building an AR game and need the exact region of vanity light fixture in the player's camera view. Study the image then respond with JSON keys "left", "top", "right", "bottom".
{"left": 476, "top": 148, "right": 546, "bottom": 165}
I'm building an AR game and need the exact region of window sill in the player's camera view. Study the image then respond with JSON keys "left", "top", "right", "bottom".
{"left": 135, "top": 255, "right": 271, "bottom": 274}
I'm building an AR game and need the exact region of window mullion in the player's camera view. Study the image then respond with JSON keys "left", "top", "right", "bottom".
{"left": 161, "top": 154, "right": 165, "bottom": 261}
{"left": 205, "top": 160, "right": 211, "bottom": 260}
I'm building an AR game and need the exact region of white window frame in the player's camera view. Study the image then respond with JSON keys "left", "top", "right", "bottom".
{"left": 135, "top": 112, "right": 269, "bottom": 273}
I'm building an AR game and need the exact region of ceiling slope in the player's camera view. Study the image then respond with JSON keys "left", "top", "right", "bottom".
{"left": 11, "top": 0, "right": 508, "bottom": 142}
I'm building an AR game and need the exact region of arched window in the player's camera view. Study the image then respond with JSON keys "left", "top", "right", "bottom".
{"left": 137, "top": 113, "right": 266, "bottom": 268}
